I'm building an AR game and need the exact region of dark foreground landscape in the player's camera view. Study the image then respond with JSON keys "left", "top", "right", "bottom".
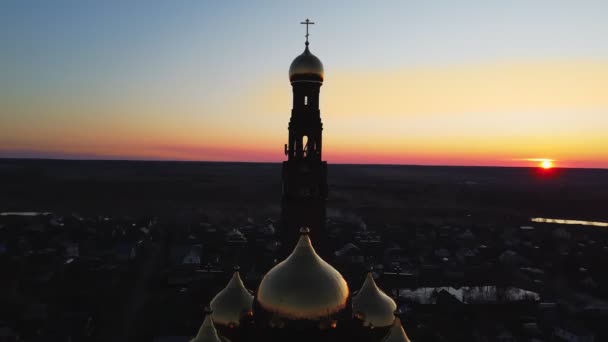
{"left": 1, "top": 159, "right": 608, "bottom": 341}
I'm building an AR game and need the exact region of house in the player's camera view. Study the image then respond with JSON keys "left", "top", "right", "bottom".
{"left": 335, "top": 243, "right": 364, "bottom": 264}
{"left": 496, "top": 329, "right": 515, "bottom": 342}
{"left": 182, "top": 245, "right": 202, "bottom": 265}
{"left": 0, "top": 327, "right": 18, "bottom": 342}
{"left": 554, "top": 323, "right": 595, "bottom": 342}
{"left": 153, "top": 336, "right": 189, "bottom": 342}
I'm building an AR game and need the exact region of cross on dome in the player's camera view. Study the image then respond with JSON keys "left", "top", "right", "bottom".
{"left": 300, "top": 18, "right": 315, "bottom": 45}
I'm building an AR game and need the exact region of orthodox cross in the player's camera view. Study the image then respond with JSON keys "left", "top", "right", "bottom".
{"left": 300, "top": 18, "right": 315, "bottom": 44}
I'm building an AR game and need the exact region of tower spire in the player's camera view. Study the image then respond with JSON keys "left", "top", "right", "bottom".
{"left": 300, "top": 18, "right": 315, "bottom": 46}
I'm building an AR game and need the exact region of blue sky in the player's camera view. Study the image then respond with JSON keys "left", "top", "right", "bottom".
{"left": 2, "top": 1, "right": 608, "bottom": 167}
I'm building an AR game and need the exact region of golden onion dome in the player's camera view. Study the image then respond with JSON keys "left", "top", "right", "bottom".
{"left": 352, "top": 272, "right": 397, "bottom": 328}
{"left": 289, "top": 45, "right": 324, "bottom": 82}
{"left": 256, "top": 227, "right": 349, "bottom": 320}
{"left": 190, "top": 310, "right": 226, "bottom": 342}
{"left": 382, "top": 317, "right": 411, "bottom": 342}
{"left": 210, "top": 269, "right": 254, "bottom": 327}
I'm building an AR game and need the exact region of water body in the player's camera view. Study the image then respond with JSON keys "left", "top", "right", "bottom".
{"left": 0, "top": 212, "right": 51, "bottom": 216}
{"left": 399, "top": 286, "right": 540, "bottom": 304}
{"left": 531, "top": 217, "right": 608, "bottom": 227}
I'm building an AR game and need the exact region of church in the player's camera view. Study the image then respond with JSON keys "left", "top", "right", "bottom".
{"left": 190, "top": 20, "right": 411, "bottom": 342}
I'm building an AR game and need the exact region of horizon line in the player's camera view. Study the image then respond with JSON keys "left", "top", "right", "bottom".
{"left": 1, "top": 156, "right": 607, "bottom": 171}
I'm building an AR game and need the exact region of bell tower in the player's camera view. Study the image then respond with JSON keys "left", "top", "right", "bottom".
{"left": 281, "top": 19, "right": 329, "bottom": 256}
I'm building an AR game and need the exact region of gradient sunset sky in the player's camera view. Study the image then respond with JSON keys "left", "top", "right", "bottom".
{"left": 2, "top": 1, "right": 608, "bottom": 168}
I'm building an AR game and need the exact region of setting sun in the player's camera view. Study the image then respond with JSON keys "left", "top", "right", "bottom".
{"left": 541, "top": 160, "right": 553, "bottom": 169}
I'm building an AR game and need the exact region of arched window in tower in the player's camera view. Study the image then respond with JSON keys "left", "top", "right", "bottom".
{"left": 302, "top": 135, "right": 308, "bottom": 157}
{"left": 304, "top": 96, "right": 308, "bottom": 106}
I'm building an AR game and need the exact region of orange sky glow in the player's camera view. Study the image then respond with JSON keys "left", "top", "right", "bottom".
{"left": 2, "top": 60, "right": 607, "bottom": 168}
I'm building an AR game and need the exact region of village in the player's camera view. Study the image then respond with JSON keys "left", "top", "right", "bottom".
{"left": 1, "top": 210, "right": 606, "bottom": 341}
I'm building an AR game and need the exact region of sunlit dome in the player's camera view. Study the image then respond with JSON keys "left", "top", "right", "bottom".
{"left": 352, "top": 272, "right": 397, "bottom": 328}
{"left": 289, "top": 45, "right": 324, "bottom": 82}
{"left": 190, "top": 311, "right": 225, "bottom": 342}
{"left": 210, "top": 269, "right": 254, "bottom": 327}
{"left": 256, "top": 227, "right": 349, "bottom": 320}
{"left": 382, "top": 317, "right": 412, "bottom": 342}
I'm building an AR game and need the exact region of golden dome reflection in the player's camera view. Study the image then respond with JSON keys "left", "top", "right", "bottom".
{"left": 256, "top": 227, "right": 349, "bottom": 320}
{"left": 352, "top": 272, "right": 397, "bottom": 328}
{"left": 382, "top": 317, "right": 411, "bottom": 342}
{"left": 288, "top": 45, "right": 324, "bottom": 82}
{"left": 210, "top": 269, "right": 254, "bottom": 327}
{"left": 190, "top": 311, "right": 226, "bottom": 342}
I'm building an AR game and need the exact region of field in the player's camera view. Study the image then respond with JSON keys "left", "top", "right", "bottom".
{"left": 1, "top": 158, "right": 607, "bottom": 224}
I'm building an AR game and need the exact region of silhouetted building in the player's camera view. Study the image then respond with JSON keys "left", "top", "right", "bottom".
{"left": 281, "top": 19, "right": 328, "bottom": 256}
{"left": 189, "top": 20, "right": 411, "bottom": 342}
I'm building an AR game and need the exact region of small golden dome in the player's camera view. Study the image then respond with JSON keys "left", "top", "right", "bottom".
{"left": 190, "top": 311, "right": 226, "bottom": 342}
{"left": 289, "top": 45, "right": 324, "bottom": 82}
{"left": 382, "top": 317, "right": 411, "bottom": 342}
{"left": 210, "top": 270, "right": 254, "bottom": 327}
{"left": 256, "top": 228, "right": 349, "bottom": 320}
{"left": 353, "top": 272, "right": 397, "bottom": 328}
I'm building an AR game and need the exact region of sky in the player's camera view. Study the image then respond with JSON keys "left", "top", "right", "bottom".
{"left": 1, "top": 0, "right": 608, "bottom": 168}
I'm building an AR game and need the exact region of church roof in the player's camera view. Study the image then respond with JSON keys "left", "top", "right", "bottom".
{"left": 289, "top": 45, "right": 324, "bottom": 82}
{"left": 256, "top": 227, "right": 349, "bottom": 320}
{"left": 190, "top": 311, "right": 225, "bottom": 342}
{"left": 353, "top": 272, "right": 398, "bottom": 328}
{"left": 210, "top": 269, "right": 254, "bottom": 327}
{"left": 382, "top": 317, "right": 412, "bottom": 342}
